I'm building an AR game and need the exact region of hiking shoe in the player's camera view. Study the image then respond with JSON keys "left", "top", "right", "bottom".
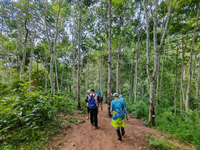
{"left": 122, "top": 131, "right": 125, "bottom": 137}
{"left": 95, "top": 126, "right": 100, "bottom": 129}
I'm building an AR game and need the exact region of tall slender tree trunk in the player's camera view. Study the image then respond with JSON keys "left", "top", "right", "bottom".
{"left": 45, "top": 58, "right": 48, "bottom": 92}
{"left": 29, "top": 38, "right": 34, "bottom": 92}
{"left": 181, "top": 35, "right": 186, "bottom": 108}
{"left": 55, "top": 52, "right": 59, "bottom": 91}
{"left": 129, "top": 63, "right": 133, "bottom": 103}
{"left": 141, "top": 79, "right": 144, "bottom": 101}
{"left": 174, "top": 46, "right": 178, "bottom": 114}
{"left": 100, "top": 46, "right": 103, "bottom": 95}
{"left": 20, "top": 0, "right": 29, "bottom": 81}
{"left": 143, "top": 0, "right": 172, "bottom": 125}
{"left": 185, "top": 3, "right": 200, "bottom": 113}
{"left": 70, "top": 23, "right": 76, "bottom": 100}
{"left": 77, "top": 0, "right": 83, "bottom": 109}
{"left": 156, "top": 55, "right": 160, "bottom": 106}
{"left": 134, "top": 32, "right": 141, "bottom": 104}
{"left": 44, "top": 0, "right": 62, "bottom": 97}
{"left": 10, "top": 42, "right": 17, "bottom": 82}
{"left": 107, "top": 0, "right": 112, "bottom": 117}
{"left": 195, "top": 68, "right": 199, "bottom": 100}
{"left": 60, "top": 66, "right": 64, "bottom": 91}
{"left": 86, "top": 52, "right": 90, "bottom": 91}
{"left": 116, "top": 33, "right": 121, "bottom": 94}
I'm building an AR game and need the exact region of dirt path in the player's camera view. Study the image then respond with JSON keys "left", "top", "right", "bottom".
{"left": 49, "top": 105, "right": 194, "bottom": 150}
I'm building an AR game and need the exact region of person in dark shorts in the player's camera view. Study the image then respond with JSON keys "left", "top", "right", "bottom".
{"left": 88, "top": 89, "right": 100, "bottom": 129}
{"left": 85, "top": 90, "right": 91, "bottom": 120}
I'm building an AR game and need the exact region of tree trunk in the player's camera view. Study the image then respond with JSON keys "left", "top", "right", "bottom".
{"left": 100, "top": 46, "right": 103, "bottom": 95}
{"left": 86, "top": 52, "right": 90, "bottom": 91}
{"left": 143, "top": 0, "right": 172, "bottom": 125}
{"left": 141, "top": 79, "right": 144, "bottom": 101}
{"left": 174, "top": 46, "right": 178, "bottom": 114}
{"left": 55, "top": 52, "right": 59, "bottom": 92}
{"left": 195, "top": 68, "right": 199, "bottom": 100}
{"left": 77, "top": 0, "right": 83, "bottom": 109}
{"left": 156, "top": 55, "right": 160, "bottom": 106}
{"left": 45, "top": 59, "right": 48, "bottom": 92}
{"left": 116, "top": 33, "right": 121, "bottom": 94}
{"left": 44, "top": 0, "right": 62, "bottom": 97}
{"left": 134, "top": 32, "right": 141, "bottom": 104}
{"left": 60, "top": 66, "right": 64, "bottom": 91}
{"left": 70, "top": 23, "right": 76, "bottom": 100}
{"left": 185, "top": 3, "right": 200, "bottom": 113}
{"left": 107, "top": 0, "right": 112, "bottom": 117}
{"left": 29, "top": 39, "right": 34, "bottom": 92}
{"left": 20, "top": 0, "right": 29, "bottom": 81}
{"left": 10, "top": 42, "right": 17, "bottom": 82}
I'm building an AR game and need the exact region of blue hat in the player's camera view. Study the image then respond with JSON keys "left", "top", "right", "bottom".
{"left": 97, "top": 91, "right": 101, "bottom": 96}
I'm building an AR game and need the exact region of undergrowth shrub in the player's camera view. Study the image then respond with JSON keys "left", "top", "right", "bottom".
{"left": 126, "top": 100, "right": 149, "bottom": 121}
{"left": 0, "top": 89, "right": 86, "bottom": 149}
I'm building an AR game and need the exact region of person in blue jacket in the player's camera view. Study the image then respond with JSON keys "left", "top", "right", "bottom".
{"left": 110, "top": 93, "right": 128, "bottom": 142}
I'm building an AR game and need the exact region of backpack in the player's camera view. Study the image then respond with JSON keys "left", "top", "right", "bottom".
{"left": 98, "top": 95, "right": 103, "bottom": 102}
{"left": 88, "top": 94, "right": 97, "bottom": 109}
{"left": 112, "top": 101, "right": 125, "bottom": 123}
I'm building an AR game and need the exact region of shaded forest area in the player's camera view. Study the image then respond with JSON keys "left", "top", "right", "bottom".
{"left": 0, "top": 0, "right": 200, "bottom": 149}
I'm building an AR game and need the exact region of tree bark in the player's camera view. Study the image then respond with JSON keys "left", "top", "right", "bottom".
{"left": 86, "top": 52, "right": 90, "bottom": 91}
{"left": 107, "top": 0, "right": 112, "bottom": 117}
{"left": 77, "top": 0, "right": 83, "bottom": 109}
{"left": 45, "top": 58, "right": 48, "bottom": 92}
{"left": 195, "top": 68, "right": 199, "bottom": 100}
{"left": 55, "top": 52, "right": 59, "bottom": 92}
{"left": 134, "top": 32, "right": 142, "bottom": 104}
{"left": 143, "top": 0, "right": 172, "bottom": 125}
{"left": 116, "top": 33, "right": 121, "bottom": 94}
{"left": 29, "top": 37, "right": 34, "bottom": 92}
{"left": 185, "top": 3, "right": 200, "bottom": 113}
{"left": 10, "top": 41, "right": 17, "bottom": 82}
{"left": 20, "top": 0, "right": 29, "bottom": 81}
{"left": 60, "top": 66, "right": 64, "bottom": 91}
{"left": 100, "top": 46, "right": 103, "bottom": 95}
{"left": 70, "top": 23, "right": 76, "bottom": 100}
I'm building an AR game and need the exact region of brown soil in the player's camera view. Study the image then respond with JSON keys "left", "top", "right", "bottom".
{"left": 48, "top": 105, "right": 195, "bottom": 150}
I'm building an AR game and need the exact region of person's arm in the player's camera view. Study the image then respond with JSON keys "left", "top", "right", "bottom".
{"left": 110, "top": 102, "right": 113, "bottom": 114}
{"left": 85, "top": 95, "right": 88, "bottom": 102}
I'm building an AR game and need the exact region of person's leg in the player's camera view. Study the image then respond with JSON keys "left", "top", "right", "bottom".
{"left": 87, "top": 107, "right": 89, "bottom": 119}
{"left": 116, "top": 127, "right": 122, "bottom": 142}
{"left": 101, "top": 101, "right": 103, "bottom": 110}
{"left": 90, "top": 109, "right": 94, "bottom": 125}
{"left": 121, "top": 127, "right": 125, "bottom": 137}
{"left": 94, "top": 108, "right": 98, "bottom": 128}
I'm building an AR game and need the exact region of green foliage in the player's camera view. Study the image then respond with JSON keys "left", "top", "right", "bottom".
{"left": 0, "top": 82, "right": 11, "bottom": 96}
{"left": 126, "top": 100, "right": 149, "bottom": 122}
{"left": 145, "top": 135, "right": 178, "bottom": 150}
{"left": 0, "top": 85, "right": 85, "bottom": 149}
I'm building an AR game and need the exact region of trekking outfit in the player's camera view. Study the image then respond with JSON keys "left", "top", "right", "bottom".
{"left": 110, "top": 93, "right": 127, "bottom": 142}
{"left": 88, "top": 92, "right": 100, "bottom": 129}
{"left": 97, "top": 91, "right": 103, "bottom": 110}
{"left": 85, "top": 93, "right": 90, "bottom": 120}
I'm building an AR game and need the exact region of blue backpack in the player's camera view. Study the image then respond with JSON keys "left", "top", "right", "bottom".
{"left": 112, "top": 101, "right": 125, "bottom": 122}
{"left": 88, "top": 94, "right": 96, "bottom": 109}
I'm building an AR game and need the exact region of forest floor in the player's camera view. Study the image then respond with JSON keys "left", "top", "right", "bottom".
{"left": 48, "top": 105, "right": 195, "bottom": 150}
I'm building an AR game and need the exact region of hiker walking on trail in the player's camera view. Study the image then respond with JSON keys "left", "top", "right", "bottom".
{"left": 97, "top": 91, "right": 103, "bottom": 110}
{"left": 110, "top": 93, "right": 127, "bottom": 142}
{"left": 88, "top": 89, "right": 100, "bottom": 129}
{"left": 85, "top": 90, "right": 91, "bottom": 120}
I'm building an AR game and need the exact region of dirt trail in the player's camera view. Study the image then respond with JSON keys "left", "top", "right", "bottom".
{"left": 49, "top": 105, "right": 193, "bottom": 150}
